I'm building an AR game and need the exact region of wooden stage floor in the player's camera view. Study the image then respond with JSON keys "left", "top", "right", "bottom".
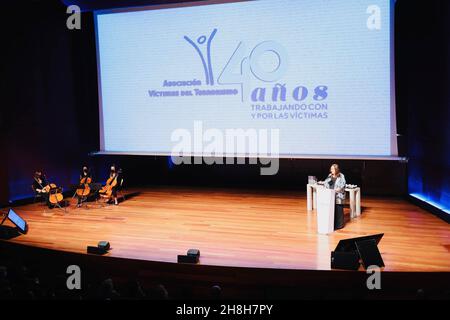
{"left": 2, "top": 187, "right": 450, "bottom": 272}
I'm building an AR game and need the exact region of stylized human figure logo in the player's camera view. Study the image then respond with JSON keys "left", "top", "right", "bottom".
{"left": 184, "top": 29, "right": 217, "bottom": 86}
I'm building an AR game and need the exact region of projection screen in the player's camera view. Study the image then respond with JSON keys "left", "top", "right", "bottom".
{"left": 94, "top": 0, "right": 398, "bottom": 159}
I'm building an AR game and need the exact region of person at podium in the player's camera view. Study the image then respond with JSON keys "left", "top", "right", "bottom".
{"left": 324, "top": 164, "right": 346, "bottom": 230}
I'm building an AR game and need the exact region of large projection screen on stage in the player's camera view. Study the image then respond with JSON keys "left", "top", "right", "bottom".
{"left": 94, "top": 0, "right": 397, "bottom": 158}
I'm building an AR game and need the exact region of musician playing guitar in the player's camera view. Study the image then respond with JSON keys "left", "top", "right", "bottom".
{"left": 33, "top": 170, "right": 65, "bottom": 209}
{"left": 99, "top": 165, "right": 121, "bottom": 205}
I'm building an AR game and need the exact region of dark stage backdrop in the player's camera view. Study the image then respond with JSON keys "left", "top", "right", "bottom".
{"left": 0, "top": 1, "right": 99, "bottom": 203}
{"left": 0, "top": 123, "right": 8, "bottom": 205}
{"left": 396, "top": 0, "right": 450, "bottom": 215}
{"left": 11, "top": 0, "right": 450, "bottom": 206}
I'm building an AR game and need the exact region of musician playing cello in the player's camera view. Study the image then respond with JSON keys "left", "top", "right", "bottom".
{"left": 33, "top": 170, "right": 49, "bottom": 194}
{"left": 76, "top": 166, "right": 93, "bottom": 207}
{"left": 99, "top": 164, "right": 122, "bottom": 205}
{"left": 32, "top": 170, "right": 50, "bottom": 207}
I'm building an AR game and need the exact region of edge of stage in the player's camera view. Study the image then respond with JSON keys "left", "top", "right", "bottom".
{"left": 1, "top": 186, "right": 450, "bottom": 296}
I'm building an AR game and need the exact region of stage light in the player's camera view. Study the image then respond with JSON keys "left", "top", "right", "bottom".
{"left": 410, "top": 193, "right": 450, "bottom": 215}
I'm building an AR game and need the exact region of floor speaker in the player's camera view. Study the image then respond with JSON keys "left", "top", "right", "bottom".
{"left": 87, "top": 246, "right": 107, "bottom": 255}
{"left": 177, "top": 254, "right": 198, "bottom": 264}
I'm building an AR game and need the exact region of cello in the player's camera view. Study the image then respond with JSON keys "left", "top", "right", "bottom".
{"left": 45, "top": 183, "right": 64, "bottom": 206}
{"left": 76, "top": 175, "right": 92, "bottom": 198}
{"left": 39, "top": 182, "right": 64, "bottom": 208}
{"left": 99, "top": 173, "right": 118, "bottom": 198}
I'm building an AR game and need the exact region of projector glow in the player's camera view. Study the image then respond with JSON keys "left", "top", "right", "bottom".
{"left": 95, "top": 0, "right": 397, "bottom": 158}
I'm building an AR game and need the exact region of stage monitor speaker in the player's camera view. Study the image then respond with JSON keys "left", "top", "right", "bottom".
{"left": 187, "top": 249, "right": 200, "bottom": 258}
{"left": 178, "top": 249, "right": 200, "bottom": 264}
{"left": 98, "top": 241, "right": 110, "bottom": 251}
{"left": 87, "top": 246, "right": 107, "bottom": 255}
{"left": 1, "top": 208, "right": 28, "bottom": 234}
{"left": 331, "top": 251, "right": 360, "bottom": 270}
{"left": 0, "top": 225, "right": 20, "bottom": 240}
{"left": 177, "top": 254, "right": 198, "bottom": 264}
{"left": 331, "top": 234, "right": 384, "bottom": 270}
{"left": 355, "top": 239, "right": 385, "bottom": 269}
{"left": 87, "top": 241, "right": 111, "bottom": 255}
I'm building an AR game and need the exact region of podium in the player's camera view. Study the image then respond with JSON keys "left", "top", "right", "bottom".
{"left": 316, "top": 187, "right": 335, "bottom": 234}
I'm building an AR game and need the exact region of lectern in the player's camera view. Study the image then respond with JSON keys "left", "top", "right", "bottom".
{"left": 316, "top": 187, "right": 335, "bottom": 234}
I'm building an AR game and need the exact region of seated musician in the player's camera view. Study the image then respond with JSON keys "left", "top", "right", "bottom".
{"left": 76, "top": 166, "right": 93, "bottom": 207}
{"left": 33, "top": 171, "right": 48, "bottom": 194}
{"left": 99, "top": 164, "right": 122, "bottom": 205}
{"left": 32, "top": 171, "right": 50, "bottom": 207}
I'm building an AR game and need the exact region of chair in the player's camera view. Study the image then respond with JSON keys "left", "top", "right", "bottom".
{"left": 31, "top": 185, "right": 45, "bottom": 205}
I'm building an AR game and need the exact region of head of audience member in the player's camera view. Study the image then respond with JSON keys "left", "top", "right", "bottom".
{"left": 210, "top": 285, "right": 222, "bottom": 300}
{"left": 150, "top": 284, "right": 169, "bottom": 300}
{"left": 99, "top": 278, "right": 120, "bottom": 300}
